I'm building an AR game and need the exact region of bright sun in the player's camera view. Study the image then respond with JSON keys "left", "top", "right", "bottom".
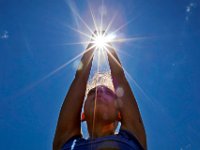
{"left": 64, "top": 3, "right": 142, "bottom": 66}
{"left": 92, "top": 31, "right": 115, "bottom": 50}
{"left": 27, "top": 3, "right": 147, "bottom": 106}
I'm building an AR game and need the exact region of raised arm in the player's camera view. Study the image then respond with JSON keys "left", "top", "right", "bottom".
{"left": 53, "top": 43, "right": 95, "bottom": 150}
{"left": 106, "top": 45, "right": 147, "bottom": 149}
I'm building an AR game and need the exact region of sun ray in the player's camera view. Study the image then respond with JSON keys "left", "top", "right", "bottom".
{"left": 105, "top": 43, "right": 165, "bottom": 112}
{"left": 13, "top": 45, "right": 96, "bottom": 100}
{"left": 111, "top": 36, "right": 154, "bottom": 43}
{"left": 124, "top": 69, "right": 152, "bottom": 101}
{"left": 84, "top": 46, "right": 98, "bottom": 75}
{"left": 111, "top": 17, "right": 136, "bottom": 35}
{"left": 124, "top": 69, "right": 166, "bottom": 112}
{"left": 62, "top": 2, "right": 166, "bottom": 142}
{"left": 89, "top": 5, "right": 98, "bottom": 33}
{"left": 54, "top": 35, "right": 153, "bottom": 49}
{"left": 105, "top": 44, "right": 137, "bottom": 65}
{"left": 100, "top": 0, "right": 104, "bottom": 32}
{"left": 72, "top": 8, "right": 94, "bottom": 35}
{"left": 101, "top": 48, "right": 109, "bottom": 70}
{"left": 67, "top": 14, "right": 148, "bottom": 53}
{"left": 24, "top": 52, "right": 84, "bottom": 90}
{"left": 111, "top": 37, "right": 140, "bottom": 43}
{"left": 61, "top": 41, "right": 91, "bottom": 46}
{"left": 67, "top": 25, "right": 92, "bottom": 39}
{"left": 116, "top": 48, "right": 133, "bottom": 58}
{"left": 91, "top": 48, "right": 101, "bottom": 140}
{"left": 105, "top": 47, "right": 124, "bottom": 72}
{"left": 104, "top": 13, "right": 117, "bottom": 35}
{"left": 105, "top": 46, "right": 151, "bottom": 103}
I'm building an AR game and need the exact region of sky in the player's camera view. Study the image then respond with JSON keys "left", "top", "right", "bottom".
{"left": 0, "top": 0, "right": 200, "bottom": 149}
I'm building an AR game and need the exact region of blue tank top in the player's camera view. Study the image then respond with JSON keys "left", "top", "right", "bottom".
{"left": 61, "top": 129, "right": 144, "bottom": 150}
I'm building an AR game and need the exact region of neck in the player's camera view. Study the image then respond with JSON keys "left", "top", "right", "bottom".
{"left": 87, "top": 121, "right": 116, "bottom": 139}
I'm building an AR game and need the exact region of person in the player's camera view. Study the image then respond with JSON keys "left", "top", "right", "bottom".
{"left": 53, "top": 32, "right": 147, "bottom": 150}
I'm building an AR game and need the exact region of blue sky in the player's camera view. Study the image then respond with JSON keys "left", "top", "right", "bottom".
{"left": 0, "top": 0, "right": 200, "bottom": 149}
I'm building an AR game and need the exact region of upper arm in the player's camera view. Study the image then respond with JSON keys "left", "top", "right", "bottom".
{"left": 116, "top": 74, "right": 147, "bottom": 149}
{"left": 53, "top": 78, "right": 86, "bottom": 150}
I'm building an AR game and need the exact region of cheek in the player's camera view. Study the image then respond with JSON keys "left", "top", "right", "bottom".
{"left": 106, "top": 100, "right": 118, "bottom": 115}
{"left": 102, "top": 99, "right": 117, "bottom": 113}
{"left": 84, "top": 96, "right": 94, "bottom": 107}
{"left": 84, "top": 101, "right": 91, "bottom": 111}
{"left": 106, "top": 97, "right": 117, "bottom": 106}
{"left": 84, "top": 100, "right": 95, "bottom": 117}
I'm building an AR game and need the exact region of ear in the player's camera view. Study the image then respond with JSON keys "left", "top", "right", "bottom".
{"left": 117, "top": 112, "right": 122, "bottom": 121}
{"left": 81, "top": 112, "right": 86, "bottom": 122}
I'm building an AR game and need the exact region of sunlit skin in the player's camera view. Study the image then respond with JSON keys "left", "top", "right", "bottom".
{"left": 53, "top": 33, "right": 147, "bottom": 150}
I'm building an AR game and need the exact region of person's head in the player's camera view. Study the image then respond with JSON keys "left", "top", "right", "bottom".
{"left": 82, "top": 85, "right": 121, "bottom": 135}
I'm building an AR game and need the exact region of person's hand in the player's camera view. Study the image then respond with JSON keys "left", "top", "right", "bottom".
{"left": 93, "top": 30, "right": 109, "bottom": 48}
{"left": 92, "top": 30, "right": 105, "bottom": 36}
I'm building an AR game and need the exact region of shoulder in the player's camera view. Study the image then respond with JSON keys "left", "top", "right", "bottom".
{"left": 61, "top": 134, "right": 84, "bottom": 150}
{"left": 118, "top": 129, "right": 145, "bottom": 150}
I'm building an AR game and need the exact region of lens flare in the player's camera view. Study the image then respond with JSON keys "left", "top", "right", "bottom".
{"left": 94, "top": 34, "right": 106, "bottom": 49}
{"left": 92, "top": 31, "right": 115, "bottom": 50}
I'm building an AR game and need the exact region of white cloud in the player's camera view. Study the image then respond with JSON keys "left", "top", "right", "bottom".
{"left": 185, "top": 2, "right": 196, "bottom": 21}
{"left": 0, "top": 30, "right": 9, "bottom": 39}
{"left": 186, "top": 6, "right": 191, "bottom": 12}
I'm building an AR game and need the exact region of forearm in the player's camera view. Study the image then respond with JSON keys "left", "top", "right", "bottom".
{"left": 62, "top": 44, "right": 95, "bottom": 116}
{"left": 107, "top": 46, "right": 128, "bottom": 90}
{"left": 54, "top": 43, "right": 95, "bottom": 148}
{"left": 75, "top": 43, "right": 95, "bottom": 82}
{"left": 107, "top": 46, "right": 143, "bottom": 115}
{"left": 59, "top": 44, "right": 95, "bottom": 122}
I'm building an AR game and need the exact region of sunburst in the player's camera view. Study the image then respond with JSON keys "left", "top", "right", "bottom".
{"left": 8, "top": 1, "right": 159, "bottom": 144}
{"left": 14, "top": 2, "right": 153, "bottom": 120}
{"left": 15, "top": 2, "right": 148, "bottom": 96}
